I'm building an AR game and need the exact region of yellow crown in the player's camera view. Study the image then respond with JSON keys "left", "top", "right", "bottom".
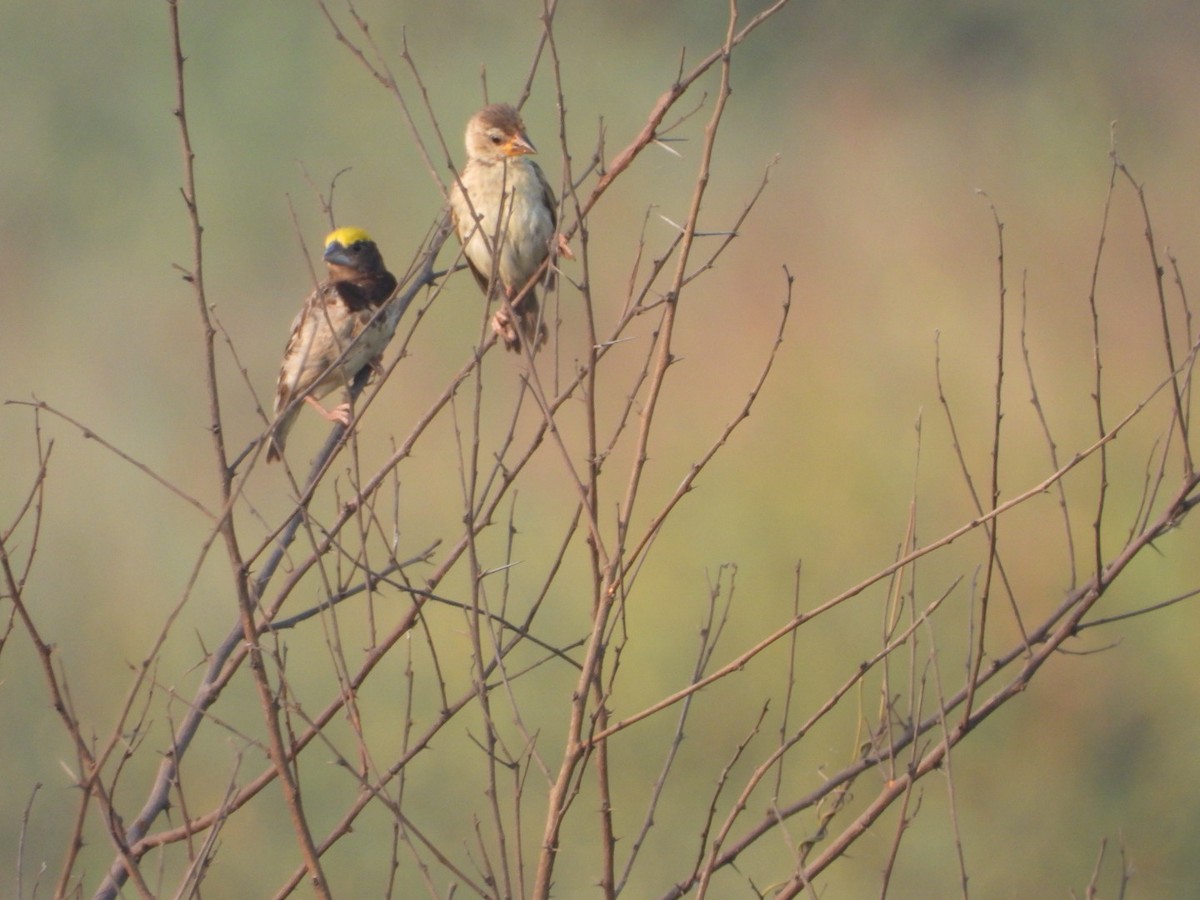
{"left": 325, "top": 226, "right": 373, "bottom": 249}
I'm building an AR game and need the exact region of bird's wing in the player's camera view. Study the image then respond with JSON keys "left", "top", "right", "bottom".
{"left": 531, "top": 158, "right": 558, "bottom": 231}
{"left": 273, "top": 283, "right": 345, "bottom": 415}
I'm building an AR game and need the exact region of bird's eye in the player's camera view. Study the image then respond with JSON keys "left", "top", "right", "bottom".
{"left": 489, "top": 134, "right": 503, "bottom": 145}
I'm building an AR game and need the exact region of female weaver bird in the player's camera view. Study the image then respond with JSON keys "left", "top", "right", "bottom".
{"left": 449, "top": 103, "right": 563, "bottom": 353}
{"left": 267, "top": 227, "right": 398, "bottom": 463}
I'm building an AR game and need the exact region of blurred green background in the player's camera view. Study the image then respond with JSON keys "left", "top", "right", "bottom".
{"left": 3, "top": 1, "right": 1200, "bottom": 896}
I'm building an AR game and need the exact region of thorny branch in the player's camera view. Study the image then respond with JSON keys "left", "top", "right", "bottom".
{"left": 4, "top": 3, "right": 1199, "bottom": 899}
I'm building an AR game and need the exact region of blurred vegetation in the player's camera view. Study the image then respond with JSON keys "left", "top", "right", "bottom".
{"left": 3, "top": 1, "right": 1200, "bottom": 896}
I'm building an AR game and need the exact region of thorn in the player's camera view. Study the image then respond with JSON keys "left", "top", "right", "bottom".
{"left": 652, "top": 138, "right": 683, "bottom": 159}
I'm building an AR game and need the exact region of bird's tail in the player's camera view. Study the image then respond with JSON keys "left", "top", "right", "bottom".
{"left": 266, "top": 407, "right": 298, "bottom": 463}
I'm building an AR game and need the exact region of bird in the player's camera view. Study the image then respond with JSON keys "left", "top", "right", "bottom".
{"left": 267, "top": 226, "right": 399, "bottom": 463}
{"left": 449, "top": 103, "right": 561, "bottom": 353}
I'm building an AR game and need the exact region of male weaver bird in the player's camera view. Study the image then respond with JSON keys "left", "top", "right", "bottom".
{"left": 267, "top": 227, "right": 398, "bottom": 463}
{"left": 449, "top": 103, "right": 564, "bottom": 353}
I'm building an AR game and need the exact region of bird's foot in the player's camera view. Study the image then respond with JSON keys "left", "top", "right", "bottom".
{"left": 491, "top": 308, "right": 521, "bottom": 352}
{"left": 304, "top": 395, "right": 353, "bottom": 426}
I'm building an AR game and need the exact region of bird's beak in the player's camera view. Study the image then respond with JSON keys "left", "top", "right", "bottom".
{"left": 323, "top": 241, "right": 355, "bottom": 267}
{"left": 506, "top": 132, "right": 537, "bottom": 156}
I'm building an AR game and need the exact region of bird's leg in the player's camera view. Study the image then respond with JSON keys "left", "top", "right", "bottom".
{"left": 555, "top": 232, "right": 575, "bottom": 260}
{"left": 491, "top": 310, "right": 520, "bottom": 349}
{"left": 490, "top": 285, "right": 521, "bottom": 350}
{"left": 304, "top": 394, "right": 353, "bottom": 427}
